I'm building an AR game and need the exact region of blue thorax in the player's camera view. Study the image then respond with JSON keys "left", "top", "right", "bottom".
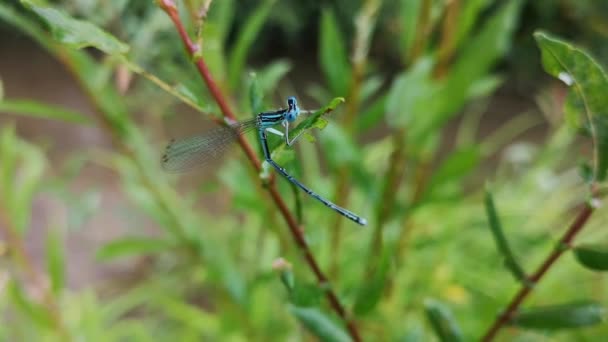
{"left": 285, "top": 96, "right": 299, "bottom": 122}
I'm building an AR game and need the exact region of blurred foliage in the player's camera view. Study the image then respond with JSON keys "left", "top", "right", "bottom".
{"left": 1, "top": 0, "right": 608, "bottom": 341}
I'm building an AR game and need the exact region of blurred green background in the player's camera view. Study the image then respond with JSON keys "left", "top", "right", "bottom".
{"left": 1, "top": 0, "right": 608, "bottom": 341}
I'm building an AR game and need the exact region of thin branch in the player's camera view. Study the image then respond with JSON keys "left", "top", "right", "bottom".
{"left": 434, "top": 0, "right": 460, "bottom": 78}
{"left": 407, "top": 0, "right": 432, "bottom": 64}
{"left": 329, "top": 0, "right": 381, "bottom": 277}
{"left": 370, "top": 0, "right": 433, "bottom": 259}
{"left": 481, "top": 194, "right": 598, "bottom": 341}
{"left": 157, "top": 1, "right": 361, "bottom": 340}
{"left": 0, "top": 206, "right": 69, "bottom": 339}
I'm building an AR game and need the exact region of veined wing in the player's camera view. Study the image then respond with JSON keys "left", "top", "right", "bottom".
{"left": 161, "top": 119, "right": 259, "bottom": 173}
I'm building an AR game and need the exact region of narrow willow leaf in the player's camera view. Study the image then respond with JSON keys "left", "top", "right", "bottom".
{"left": 257, "top": 59, "right": 292, "bottom": 94}
{"left": 220, "top": 159, "right": 261, "bottom": 210}
{"left": 424, "top": 299, "right": 463, "bottom": 342}
{"left": 483, "top": 185, "right": 527, "bottom": 282}
{"left": 356, "top": 93, "right": 387, "bottom": 132}
{"left": 199, "top": 22, "right": 228, "bottom": 81}
{"left": 227, "top": 0, "right": 276, "bottom": 89}
{"left": 573, "top": 243, "right": 608, "bottom": 271}
{"left": 0, "top": 99, "right": 91, "bottom": 125}
{"left": 288, "top": 305, "right": 351, "bottom": 342}
{"left": 155, "top": 296, "right": 220, "bottom": 335}
{"left": 249, "top": 74, "right": 264, "bottom": 116}
{"left": 319, "top": 124, "right": 359, "bottom": 167}
{"left": 385, "top": 57, "right": 436, "bottom": 129}
{"left": 289, "top": 282, "right": 323, "bottom": 308}
{"left": 319, "top": 9, "right": 352, "bottom": 96}
{"left": 7, "top": 130, "right": 46, "bottom": 234}
{"left": 270, "top": 148, "right": 296, "bottom": 168}
{"left": 96, "top": 237, "right": 174, "bottom": 261}
{"left": 353, "top": 248, "right": 391, "bottom": 316}
{"left": 24, "top": 2, "right": 129, "bottom": 54}
{"left": 359, "top": 75, "right": 384, "bottom": 104}
{"left": 408, "top": 0, "right": 523, "bottom": 143}
{"left": 424, "top": 147, "right": 481, "bottom": 200}
{"left": 46, "top": 229, "right": 65, "bottom": 295}
{"left": 454, "top": 0, "right": 490, "bottom": 47}
{"left": 510, "top": 301, "right": 606, "bottom": 329}
{"left": 535, "top": 31, "right": 608, "bottom": 180}
{"left": 122, "top": 59, "right": 206, "bottom": 112}
{"left": 8, "top": 281, "right": 54, "bottom": 329}
{"left": 399, "top": 0, "right": 421, "bottom": 60}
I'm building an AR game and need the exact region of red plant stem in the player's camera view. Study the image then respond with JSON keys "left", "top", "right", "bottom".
{"left": 481, "top": 201, "right": 595, "bottom": 342}
{"left": 158, "top": 2, "right": 361, "bottom": 340}
{"left": 161, "top": 0, "right": 262, "bottom": 171}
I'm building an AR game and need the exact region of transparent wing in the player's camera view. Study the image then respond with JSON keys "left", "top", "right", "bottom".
{"left": 161, "top": 119, "right": 259, "bottom": 173}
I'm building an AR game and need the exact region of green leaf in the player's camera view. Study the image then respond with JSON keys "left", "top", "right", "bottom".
{"left": 510, "top": 301, "right": 606, "bottom": 329}
{"left": 467, "top": 75, "right": 504, "bottom": 99}
{"left": 227, "top": 0, "right": 276, "bottom": 89}
{"left": 424, "top": 146, "right": 481, "bottom": 200}
{"left": 534, "top": 31, "right": 608, "bottom": 180}
{"left": 483, "top": 185, "right": 527, "bottom": 282}
{"left": 424, "top": 299, "right": 463, "bottom": 342}
{"left": 319, "top": 124, "right": 359, "bottom": 168}
{"left": 385, "top": 57, "right": 436, "bottom": 129}
{"left": 256, "top": 59, "right": 292, "bottom": 94}
{"left": 199, "top": 22, "right": 228, "bottom": 82}
{"left": 353, "top": 248, "right": 391, "bottom": 316}
{"left": 24, "top": 2, "right": 129, "bottom": 54}
{"left": 319, "top": 8, "right": 352, "bottom": 96}
{"left": 399, "top": 0, "right": 422, "bottom": 60}
{"left": 0, "top": 125, "right": 17, "bottom": 206}
{"left": 359, "top": 75, "right": 384, "bottom": 104}
{"left": 207, "top": 0, "right": 235, "bottom": 43}
{"left": 288, "top": 305, "right": 351, "bottom": 342}
{"left": 249, "top": 73, "right": 264, "bottom": 115}
{"left": 155, "top": 296, "right": 220, "bottom": 335}
{"left": 356, "top": 93, "right": 387, "bottom": 132}
{"left": 579, "top": 162, "right": 594, "bottom": 184}
{"left": 96, "top": 237, "right": 174, "bottom": 261}
{"left": 0, "top": 126, "right": 46, "bottom": 234}
{"left": 408, "top": 0, "right": 523, "bottom": 143}
{"left": 45, "top": 229, "right": 65, "bottom": 295}
{"left": 289, "top": 282, "right": 323, "bottom": 307}
{"left": 220, "top": 159, "right": 261, "bottom": 210}
{"left": 0, "top": 99, "right": 92, "bottom": 125}
{"left": 573, "top": 243, "right": 608, "bottom": 271}
{"left": 8, "top": 281, "right": 54, "bottom": 329}
{"left": 454, "top": 0, "right": 491, "bottom": 48}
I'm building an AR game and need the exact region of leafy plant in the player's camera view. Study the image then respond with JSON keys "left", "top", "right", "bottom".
{"left": 1, "top": 0, "right": 607, "bottom": 341}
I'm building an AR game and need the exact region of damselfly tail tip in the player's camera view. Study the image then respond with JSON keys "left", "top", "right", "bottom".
{"left": 359, "top": 217, "right": 368, "bottom": 226}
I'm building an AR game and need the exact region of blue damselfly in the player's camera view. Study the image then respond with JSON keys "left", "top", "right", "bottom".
{"left": 162, "top": 97, "right": 367, "bottom": 226}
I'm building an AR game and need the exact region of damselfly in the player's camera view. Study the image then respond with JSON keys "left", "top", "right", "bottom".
{"left": 161, "top": 96, "right": 367, "bottom": 226}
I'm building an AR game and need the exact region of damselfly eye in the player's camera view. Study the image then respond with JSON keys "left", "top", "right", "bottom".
{"left": 287, "top": 96, "right": 297, "bottom": 107}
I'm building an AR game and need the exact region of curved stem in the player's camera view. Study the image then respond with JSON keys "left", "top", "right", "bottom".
{"left": 481, "top": 197, "right": 597, "bottom": 341}
{"left": 158, "top": 2, "right": 361, "bottom": 340}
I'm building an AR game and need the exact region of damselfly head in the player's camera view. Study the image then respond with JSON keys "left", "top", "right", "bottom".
{"left": 287, "top": 96, "right": 297, "bottom": 110}
{"left": 285, "top": 96, "right": 299, "bottom": 122}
